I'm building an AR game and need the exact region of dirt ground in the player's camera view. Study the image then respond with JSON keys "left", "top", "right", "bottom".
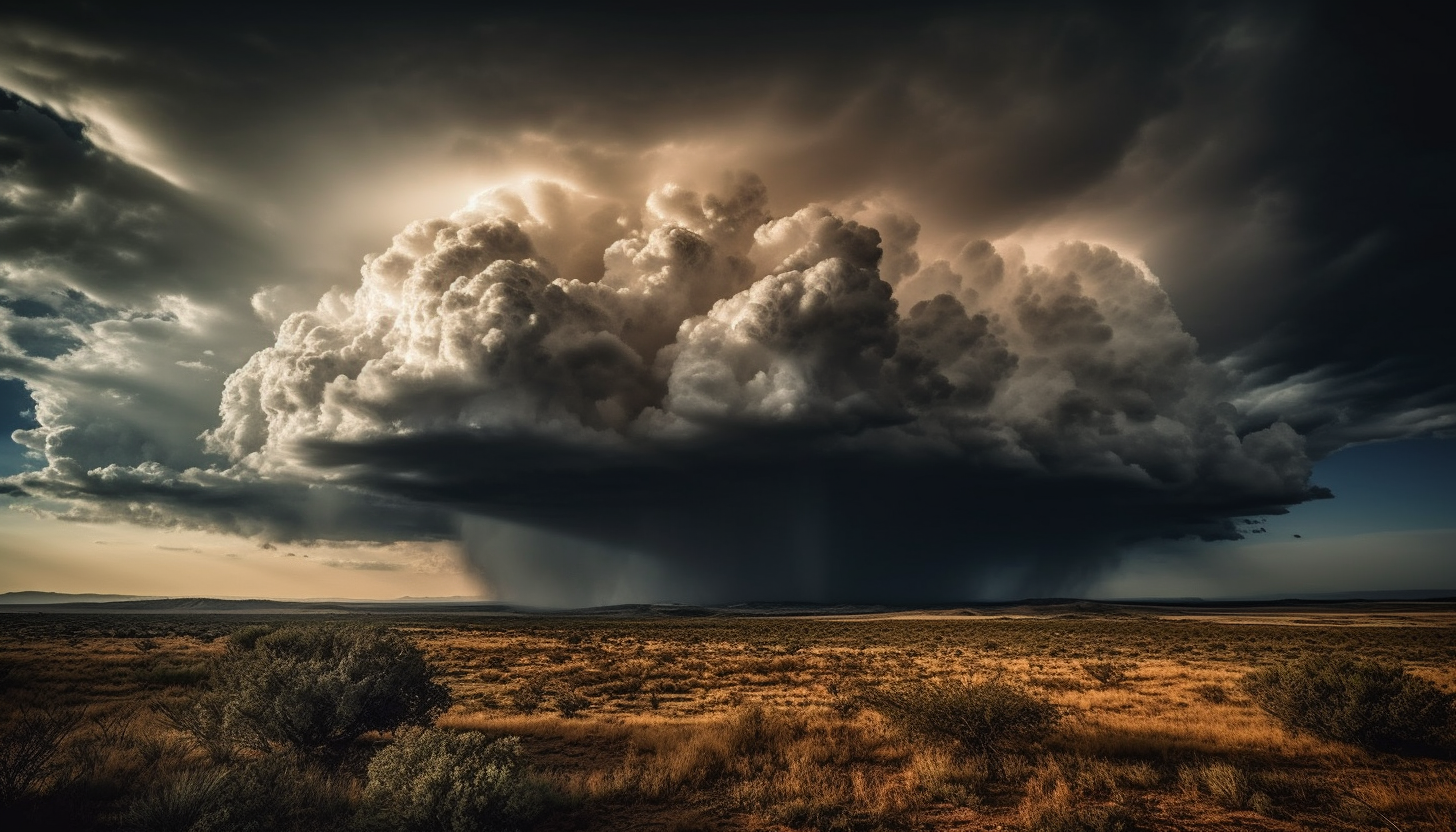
{"left": 2, "top": 604, "right": 1453, "bottom": 830}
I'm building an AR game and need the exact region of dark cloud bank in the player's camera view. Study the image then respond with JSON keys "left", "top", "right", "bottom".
{"left": 0, "top": 2, "right": 1450, "bottom": 603}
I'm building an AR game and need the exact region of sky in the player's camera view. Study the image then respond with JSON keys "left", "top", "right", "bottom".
{"left": 0, "top": 2, "right": 1452, "bottom": 604}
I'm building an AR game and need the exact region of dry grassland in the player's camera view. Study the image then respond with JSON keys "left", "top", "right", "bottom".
{"left": 2, "top": 607, "right": 1454, "bottom": 831}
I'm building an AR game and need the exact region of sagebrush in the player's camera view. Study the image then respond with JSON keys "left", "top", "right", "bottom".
{"left": 362, "top": 728, "right": 545, "bottom": 832}
{"left": 161, "top": 624, "right": 450, "bottom": 760}
{"left": 1242, "top": 654, "right": 1454, "bottom": 755}
{"left": 0, "top": 704, "right": 83, "bottom": 803}
{"left": 859, "top": 676, "right": 1060, "bottom": 776}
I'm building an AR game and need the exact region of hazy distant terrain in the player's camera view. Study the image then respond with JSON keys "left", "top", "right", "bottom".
{"left": 2, "top": 591, "right": 1454, "bottom": 613}
{"left": 0, "top": 591, "right": 163, "bottom": 605}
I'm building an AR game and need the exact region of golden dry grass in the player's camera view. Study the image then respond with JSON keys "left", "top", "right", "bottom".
{"left": 2, "top": 608, "right": 1453, "bottom": 830}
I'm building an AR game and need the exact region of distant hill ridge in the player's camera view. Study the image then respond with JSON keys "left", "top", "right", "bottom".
{"left": 1, "top": 591, "right": 1453, "bottom": 616}
{"left": 0, "top": 591, "right": 162, "bottom": 604}
{"left": 0, "top": 591, "right": 484, "bottom": 606}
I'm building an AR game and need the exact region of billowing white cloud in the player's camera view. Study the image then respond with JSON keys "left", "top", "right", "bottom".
{"left": 121, "top": 175, "right": 1324, "bottom": 603}
{"left": 206, "top": 177, "right": 1314, "bottom": 507}
{"left": 0, "top": 103, "right": 1325, "bottom": 600}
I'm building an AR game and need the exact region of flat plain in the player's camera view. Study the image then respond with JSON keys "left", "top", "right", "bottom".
{"left": 2, "top": 602, "right": 1454, "bottom": 831}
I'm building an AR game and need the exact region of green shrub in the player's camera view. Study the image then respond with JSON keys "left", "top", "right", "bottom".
{"left": 162, "top": 624, "right": 450, "bottom": 760}
{"left": 362, "top": 728, "right": 546, "bottom": 832}
{"left": 1242, "top": 654, "right": 1454, "bottom": 754}
{"left": 859, "top": 677, "right": 1060, "bottom": 776}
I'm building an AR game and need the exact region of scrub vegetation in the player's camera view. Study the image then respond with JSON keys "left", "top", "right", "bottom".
{"left": 1242, "top": 654, "right": 1455, "bottom": 756}
{"left": 155, "top": 624, "right": 450, "bottom": 761}
{"left": 2, "top": 605, "right": 1454, "bottom": 831}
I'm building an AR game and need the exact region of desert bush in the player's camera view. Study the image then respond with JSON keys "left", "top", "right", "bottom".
{"left": 0, "top": 704, "right": 84, "bottom": 803}
{"left": 1242, "top": 654, "right": 1454, "bottom": 754}
{"left": 859, "top": 677, "right": 1060, "bottom": 776}
{"left": 64, "top": 709, "right": 142, "bottom": 794}
{"left": 723, "top": 703, "right": 805, "bottom": 759}
{"left": 590, "top": 706, "right": 801, "bottom": 800}
{"left": 361, "top": 728, "right": 545, "bottom": 832}
{"left": 121, "top": 770, "right": 228, "bottom": 832}
{"left": 227, "top": 625, "right": 276, "bottom": 651}
{"left": 1019, "top": 775, "right": 1141, "bottom": 832}
{"left": 134, "top": 732, "right": 192, "bottom": 769}
{"left": 508, "top": 681, "right": 546, "bottom": 714}
{"left": 588, "top": 704, "right": 911, "bottom": 824}
{"left": 1176, "top": 761, "right": 1282, "bottom": 815}
{"left": 190, "top": 754, "right": 357, "bottom": 832}
{"left": 909, "top": 746, "right": 989, "bottom": 806}
{"left": 162, "top": 624, "right": 450, "bottom": 759}
{"left": 154, "top": 693, "right": 239, "bottom": 764}
{"left": 1079, "top": 661, "right": 1132, "bottom": 687}
{"left": 553, "top": 690, "right": 589, "bottom": 718}
{"left": 719, "top": 708, "right": 920, "bottom": 830}
{"left": 1195, "top": 762, "right": 1252, "bottom": 809}
{"left": 1192, "top": 683, "right": 1228, "bottom": 704}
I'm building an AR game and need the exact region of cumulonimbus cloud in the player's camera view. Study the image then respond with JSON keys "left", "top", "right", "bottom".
{"left": 3, "top": 4, "right": 1449, "bottom": 605}
{"left": 193, "top": 174, "right": 1326, "bottom": 604}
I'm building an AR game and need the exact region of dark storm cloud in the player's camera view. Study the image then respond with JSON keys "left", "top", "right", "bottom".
{"left": 4, "top": 459, "right": 453, "bottom": 544}
{"left": 0, "top": 90, "right": 271, "bottom": 306}
{"left": 1038, "top": 6, "right": 1456, "bottom": 449}
{"left": 0, "top": 87, "right": 285, "bottom": 484}
{"left": 303, "top": 430, "right": 1319, "bottom": 605}
{"left": 0, "top": 2, "right": 1449, "bottom": 601}
{"left": 0, "top": 88, "right": 402, "bottom": 541}
{"left": 0, "top": 3, "right": 1194, "bottom": 245}
{"left": 198, "top": 177, "right": 1323, "bottom": 602}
